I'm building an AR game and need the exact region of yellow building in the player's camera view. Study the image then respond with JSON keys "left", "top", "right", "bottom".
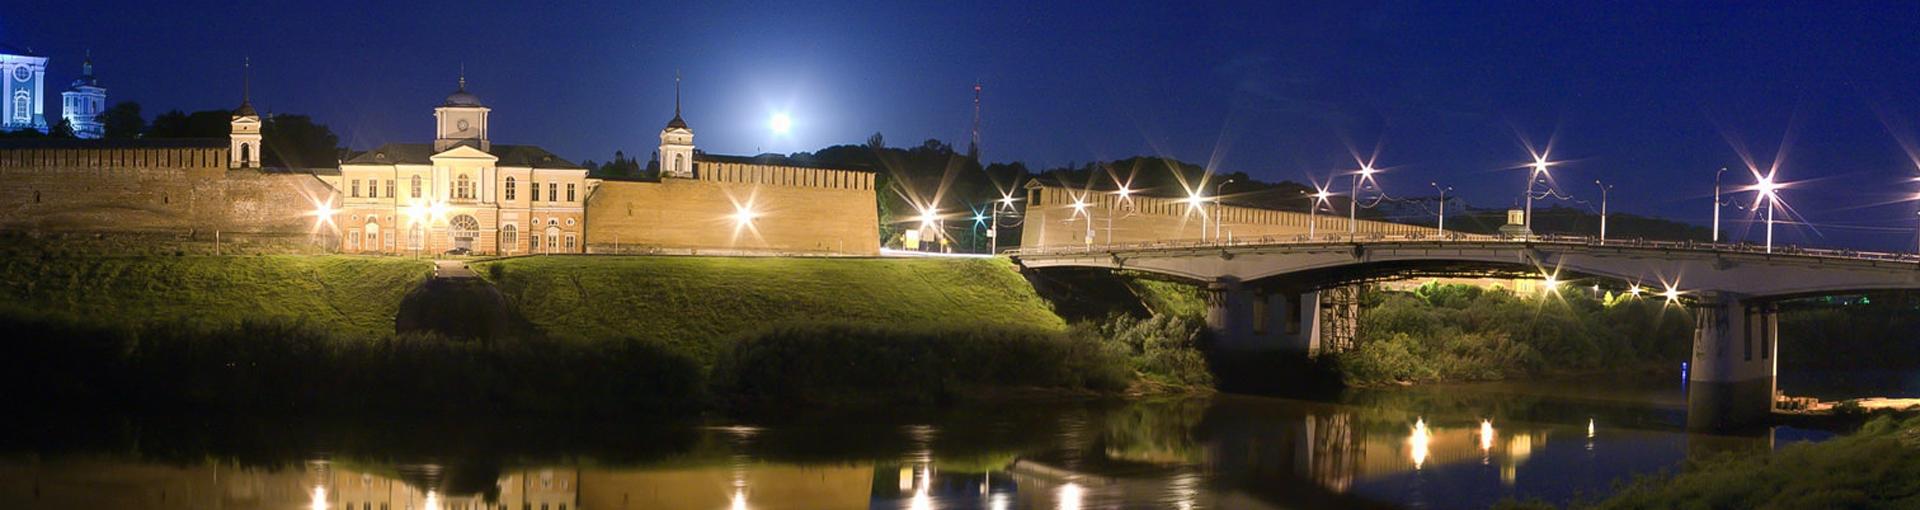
{"left": 334, "top": 77, "right": 591, "bottom": 255}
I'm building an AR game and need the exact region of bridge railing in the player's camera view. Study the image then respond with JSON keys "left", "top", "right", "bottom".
{"left": 1009, "top": 232, "right": 1920, "bottom": 264}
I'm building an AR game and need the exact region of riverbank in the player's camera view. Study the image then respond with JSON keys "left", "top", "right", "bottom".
{"left": 1498, "top": 414, "right": 1920, "bottom": 509}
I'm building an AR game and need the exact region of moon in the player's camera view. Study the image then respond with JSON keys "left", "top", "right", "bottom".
{"left": 770, "top": 112, "right": 792, "bottom": 135}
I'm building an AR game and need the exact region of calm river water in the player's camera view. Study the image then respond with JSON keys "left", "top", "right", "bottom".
{"left": 0, "top": 372, "right": 1851, "bottom": 509}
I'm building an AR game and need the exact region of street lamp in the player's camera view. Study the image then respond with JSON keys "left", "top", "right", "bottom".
{"left": 1712, "top": 167, "right": 1728, "bottom": 243}
{"left": 1594, "top": 179, "right": 1612, "bottom": 244}
{"left": 1750, "top": 173, "right": 1781, "bottom": 253}
{"left": 1070, "top": 197, "right": 1092, "bottom": 249}
{"left": 989, "top": 193, "right": 1017, "bottom": 254}
{"left": 1106, "top": 186, "right": 1134, "bottom": 249}
{"left": 1525, "top": 156, "right": 1553, "bottom": 235}
{"left": 1430, "top": 182, "right": 1451, "bottom": 237}
{"left": 1185, "top": 191, "right": 1209, "bottom": 241}
{"left": 1214, "top": 178, "right": 1236, "bottom": 242}
{"left": 1350, "top": 166, "right": 1377, "bottom": 237}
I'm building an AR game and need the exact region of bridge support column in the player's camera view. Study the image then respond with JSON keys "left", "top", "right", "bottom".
{"left": 1206, "top": 278, "right": 1325, "bottom": 354}
{"left": 1686, "top": 292, "right": 1779, "bottom": 431}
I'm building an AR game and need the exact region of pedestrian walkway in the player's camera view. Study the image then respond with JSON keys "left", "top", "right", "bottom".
{"left": 433, "top": 259, "right": 478, "bottom": 279}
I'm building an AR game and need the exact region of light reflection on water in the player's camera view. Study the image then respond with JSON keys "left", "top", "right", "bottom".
{"left": 0, "top": 375, "right": 1834, "bottom": 510}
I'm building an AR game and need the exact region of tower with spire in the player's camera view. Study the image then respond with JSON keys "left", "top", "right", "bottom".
{"left": 61, "top": 50, "right": 106, "bottom": 139}
{"left": 433, "top": 65, "right": 491, "bottom": 152}
{"left": 658, "top": 71, "right": 695, "bottom": 179}
{"left": 229, "top": 57, "right": 262, "bottom": 168}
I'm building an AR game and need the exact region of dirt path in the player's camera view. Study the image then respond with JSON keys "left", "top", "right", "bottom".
{"left": 433, "top": 259, "right": 477, "bottom": 279}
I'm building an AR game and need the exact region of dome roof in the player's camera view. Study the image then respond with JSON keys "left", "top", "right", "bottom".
{"left": 232, "top": 100, "right": 258, "bottom": 118}
{"left": 665, "top": 114, "right": 688, "bottom": 130}
{"left": 442, "top": 89, "right": 484, "bottom": 107}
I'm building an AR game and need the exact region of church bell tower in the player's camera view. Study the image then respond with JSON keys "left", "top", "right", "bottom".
{"left": 434, "top": 69, "right": 490, "bottom": 153}
{"left": 229, "top": 58, "right": 261, "bottom": 169}
{"left": 658, "top": 73, "right": 695, "bottom": 179}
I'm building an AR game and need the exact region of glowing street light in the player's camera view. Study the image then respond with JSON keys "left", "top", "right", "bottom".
{"left": 1186, "top": 191, "right": 1209, "bottom": 241}
{"left": 1629, "top": 285, "right": 1644, "bottom": 297}
{"left": 1350, "top": 166, "right": 1377, "bottom": 237}
{"left": 1308, "top": 184, "right": 1333, "bottom": 238}
{"left": 1661, "top": 284, "right": 1684, "bottom": 304}
{"left": 1431, "top": 182, "right": 1452, "bottom": 237}
{"left": 1541, "top": 274, "right": 1561, "bottom": 295}
{"left": 1748, "top": 172, "right": 1783, "bottom": 253}
{"left": 988, "top": 193, "right": 1018, "bottom": 254}
{"left": 1524, "top": 156, "right": 1554, "bottom": 234}
{"left": 731, "top": 204, "right": 759, "bottom": 227}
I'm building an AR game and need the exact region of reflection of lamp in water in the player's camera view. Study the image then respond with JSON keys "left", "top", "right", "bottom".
{"left": 424, "top": 491, "right": 439, "bottom": 510}
{"left": 989, "top": 493, "right": 1011, "bottom": 510}
{"left": 1059, "top": 482, "right": 1084, "bottom": 510}
{"left": 731, "top": 488, "right": 748, "bottom": 510}
{"left": 1587, "top": 418, "right": 1597, "bottom": 451}
{"left": 909, "top": 486, "right": 932, "bottom": 510}
{"left": 1479, "top": 419, "right": 1496, "bottom": 460}
{"left": 1409, "top": 418, "right": 1432, "bottom": 470}
{"left": 310, "top": 486, "right": 327, "bottom": 510}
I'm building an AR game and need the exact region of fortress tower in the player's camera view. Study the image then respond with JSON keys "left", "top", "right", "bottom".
{"left": 658, "top": 74, "right": 694, "bottom": 179}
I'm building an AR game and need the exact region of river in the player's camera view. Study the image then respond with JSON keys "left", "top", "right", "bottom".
{"left": 0, "top": 372, "right": 1846, "bottom": 509}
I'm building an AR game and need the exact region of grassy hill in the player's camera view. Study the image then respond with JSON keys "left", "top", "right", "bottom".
{"left": 0, "top": 255, "right": 431, "bottom": 337}
{"left": 476, "top": 256, "right": 1066, "bottom": 363}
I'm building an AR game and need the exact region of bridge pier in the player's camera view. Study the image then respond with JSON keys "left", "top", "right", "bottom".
{"left": 1686, "top": 292, "right": 1779, "bottom": 431}
{"left": 1205, "top": 278, "right": 1328, "bottom": 353}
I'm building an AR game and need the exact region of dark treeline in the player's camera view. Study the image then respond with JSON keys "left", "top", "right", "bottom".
{"left": 0, "top": 100, "right": 345, "bottom": 169}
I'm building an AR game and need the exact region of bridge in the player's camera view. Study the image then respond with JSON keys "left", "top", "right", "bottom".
{"left": 1012, "top": 231, "right": 1920, "bottom": 430}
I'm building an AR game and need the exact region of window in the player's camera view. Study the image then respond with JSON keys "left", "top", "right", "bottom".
{"left": 546, "top": 227, "right": 559, "bottom": 253}
{"left": 531, "top": 181, "right": 540, "bottom": 201}
{"left": 408, "top": 226, "right": 423, "bottom": 250}
{"left": 674, "top": 154, "right": 685, "bottom": 175}
{"left": 566, "top": 183, "right": 576, "bottom": 202}
{"left": 531, "top": 234, "right": 540, "bottom": 251}
{"left": 456, "top": 174, "right": 472, "bottom": 199}
{"left": 368, "top": 179, "right": 378, "bottom": 198}
{"left": 386, "top": 180, "right": 395, "bottom": 198}
{"left": 365, "top": 222, "right": 380, "bottom": 251}
{"left": 565, "top": 234, "right": 576, "bottom": 250}
{"left": 13, "top": 94, "right": 27, "bottom": 123}
{"left": 505, "top": 177, "right": 517, "bottom": 200}
{"left": 348, "top": 231, "right": 361, "bottom": 251}
{"left": 548, "top": 183, "right": 557, "bottom": 202}
{"left": 351, "top": 179, "right": 361, "bottom": 198}
{"left": 502, "top": 224, "right": 518, "bottom": 251}
{"left": 411, "top": 175, "right": 422, "bottom": 198}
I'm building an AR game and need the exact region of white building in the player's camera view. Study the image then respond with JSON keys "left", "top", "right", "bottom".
{"left": 61, "top": 54, "right": 106, "bottom": 139}
{"left": 0, "top": 44, "right": 49, "bottom": 134}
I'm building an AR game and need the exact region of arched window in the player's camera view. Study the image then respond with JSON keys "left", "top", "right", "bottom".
{"left": 456, "top": 174, "right": 472, "bottom": 200}
{"left": 12, "top": 94, "right": 27, "bottom": 123}
{"left": 674, "top": 154, "right": 685, "bottom": 175}
{"left": 504, "top": 177, "right": 517, "bottom": 201}
{"left": 450, "top": 214, "right": 480, "bottom": 250}
{"left": 410, "top": 175, "right": 422, "bottom": 198}
{"left": 502, "top": 224, "right": 518, "bottom": 252}
{"left": 239, "top": 144, "right": 251, "bottom": 165}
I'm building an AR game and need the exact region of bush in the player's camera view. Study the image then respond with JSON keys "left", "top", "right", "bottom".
{"left": 711, "top": 322, "right": 1130, "bottom": 406}
{"left": 1080, "top": 314, "right": 1214, "bottom": 389}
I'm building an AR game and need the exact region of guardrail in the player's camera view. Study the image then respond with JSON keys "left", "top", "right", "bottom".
{"left": 1010, "top": 232, "right": 1920, "bottom": 264}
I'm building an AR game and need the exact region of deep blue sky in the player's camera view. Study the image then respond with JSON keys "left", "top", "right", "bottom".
{"left": 9, "top": 1, "right": 1920, "bottom": 249}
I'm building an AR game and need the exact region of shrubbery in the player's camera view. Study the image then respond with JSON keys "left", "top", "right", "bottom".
{"left": 1337, "top": 283, "right": 1693, "bottom": 386}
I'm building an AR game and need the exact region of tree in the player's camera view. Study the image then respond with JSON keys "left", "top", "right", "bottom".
{"left": 148, "top": 110, "right": 230, "bottom": 138}
{"left": 866, "top": 131, "right": 885, "bottom": 150}
{"left": 261, "top": 115, "right": 342, "bottom": 168}
{"left": 102, "top": 102, "right": 144, "bottom": 139}
{"left": 48, "top": 119, "right": 76, "bottom": 139}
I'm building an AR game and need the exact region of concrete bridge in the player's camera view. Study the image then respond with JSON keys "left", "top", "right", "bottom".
{"left": 1012, "top": 233, "right": 1920, "bottom": 430}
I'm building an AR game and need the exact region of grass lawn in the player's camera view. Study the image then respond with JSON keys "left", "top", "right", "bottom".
{"left": 477, "top": 256, "right": 1066, "bottom": 363}
{"left": 0, "top": 255, "right": 432, "bottom": 337}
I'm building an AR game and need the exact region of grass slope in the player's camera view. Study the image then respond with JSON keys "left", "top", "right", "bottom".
{"left": 477, "top": 256, "right": 1066, "bottom": 363}
{"left": 0, "top": 255, "right": 431, "bottom": 337}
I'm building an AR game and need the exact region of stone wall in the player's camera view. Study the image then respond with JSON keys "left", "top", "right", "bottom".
{"left": 1020, "top": 184, "right": 1436, "bottom": 248}
{"left": 585, "top": 174, "right": 880, "bottom": 255}
{"left": 0, "top": 146, "right": 338, "bottom": 245}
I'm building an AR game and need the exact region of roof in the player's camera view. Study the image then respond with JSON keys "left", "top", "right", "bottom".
{"left": 0, "top": 138, "right": 226, "bottom": 150}
{"left": 0, "top": 43, "right": 38, "bottom": 57}
{"left": 696, "top": 153, "right": 873, "bottom": 172}
{"left": 665, "top": 114, "right": 688, "bottom": 130}
{"left": 232, "top": 101, "right": 258, "bottom": 118}
{"left": 340, "top": 142, "right": 584, "bottom": 169}
{"left": 442, "top": 89, "right": 484, "bottom": 107}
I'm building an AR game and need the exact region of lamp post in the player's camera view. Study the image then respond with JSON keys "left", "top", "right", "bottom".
{"left": 1752, "top": 174, "right": 1780, "bottom": 253}
{"left": 1712, "top": 167, "right": 1727, "bottom": 243}
{"left": 1525, "top": 158, "right": 1551, "bottom": 234}
{"left": 1349, "top": 167, "right": 1375, "bottom": 238}
{"left": 1430, "top": 182, "right": 1451, "bottom": 237}
{"left": 990, "top": 194, "right": 1015, "bottom": 254}
{"left": 1213, "top": 178, "right": 1235, "bottom": 243}
{"left": 1107, "top": 186, "right": 1133, "bottom": 249}
{"left": 1595, "top": 180, "right": 1611, "bottom": 243}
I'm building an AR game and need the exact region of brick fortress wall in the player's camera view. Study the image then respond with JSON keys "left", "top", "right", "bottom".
{"left": 0, "top": 146, "right": 339, "bottom": 251}
{"left": 585, "top": 160, "right": 880, "bottom": 255}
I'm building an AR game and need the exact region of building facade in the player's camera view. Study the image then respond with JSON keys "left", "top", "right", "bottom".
{"left": 0, "top": 45, "right": 49, "bottom": 134}
{"left": 334, "top": 78, "right": 591, "bottom": 255}
{"left": 61, "top": 55, "right": 106, "bottom": 139}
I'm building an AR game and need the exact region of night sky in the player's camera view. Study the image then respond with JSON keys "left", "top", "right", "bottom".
{"left": 9, "top": 1, "right": 1920, "bottom": 249}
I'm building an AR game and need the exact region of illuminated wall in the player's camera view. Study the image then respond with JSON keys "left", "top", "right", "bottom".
{"left": 0, "top": 145, "right": 337, "bottom": 243}
{"left": 1020, "top": 184, "right": 1436, "bottom": 249}
{"left": 584, "top": 160, "right": 880, "bottom": 255}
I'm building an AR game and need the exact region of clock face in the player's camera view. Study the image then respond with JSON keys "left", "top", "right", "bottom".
{"left": 11, "top": 67, "right": 28, "bottom": 82}
{"left": 457, "top": 119, "right": 471, "bottom": 131}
